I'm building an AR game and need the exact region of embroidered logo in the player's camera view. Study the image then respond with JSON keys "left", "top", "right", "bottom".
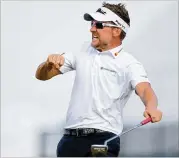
{"left": 115, "top": 20, "right": 125, "bottom": 29}
{"left": 96, "top": 8, "right": 106, "bottom": 15}
{"left": 114, "top": 52, "right": 119, "bottom": 56}
{"left": 100, "top": 67, "right": 117, "bottom": 74}
{"left": 141, "top": 75, "right": 147, "bottom": 78}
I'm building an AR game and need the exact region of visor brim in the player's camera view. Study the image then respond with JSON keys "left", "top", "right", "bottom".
{"left": 84, "top": 13, "right": 110, "bottom": 22}
{"left": 84, "top": 13, "right": 94, "bottom": 21}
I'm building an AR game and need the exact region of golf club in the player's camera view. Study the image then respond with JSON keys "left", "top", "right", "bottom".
{"left": 91, "top": 117, "right": 152, "bottom": 157}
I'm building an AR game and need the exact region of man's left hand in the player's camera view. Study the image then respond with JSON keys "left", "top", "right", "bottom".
{"left": 143, "top": 107, "right": 162, "bottom": 123}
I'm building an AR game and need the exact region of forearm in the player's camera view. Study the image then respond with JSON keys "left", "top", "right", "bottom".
{"left": 136, "top": 83, "right": 162, "bottom": 122}
{"left": 140, "top": 87, "right": 158, "bottom": 109}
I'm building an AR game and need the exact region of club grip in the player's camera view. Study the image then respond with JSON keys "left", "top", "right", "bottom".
{"left": 141, "top": 117, "right": 152, "bottom": 125}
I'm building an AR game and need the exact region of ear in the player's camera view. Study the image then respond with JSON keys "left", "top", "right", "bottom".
{"left": 112, "top": 28, "right": 121, "bottom": 37}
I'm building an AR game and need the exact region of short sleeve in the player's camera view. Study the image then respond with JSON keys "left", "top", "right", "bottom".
{"left": 60, "top": 52, "right": 76, "bottom": 74}
{"left": 127, "top": 62, "right": 150, "bottom": 89}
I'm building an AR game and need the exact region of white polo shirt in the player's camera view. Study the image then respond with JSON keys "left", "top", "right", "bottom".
{"left": 60, "top": 45, "right": 150, "bottom": 135}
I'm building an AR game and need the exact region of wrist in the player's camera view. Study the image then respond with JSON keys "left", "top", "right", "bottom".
{"left": 145, "top": 104, "right": 158, "bottom": 110}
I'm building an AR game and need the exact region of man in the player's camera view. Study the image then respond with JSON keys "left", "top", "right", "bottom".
{"left": 36, "top": 2, "right": 162, "bottom": 157}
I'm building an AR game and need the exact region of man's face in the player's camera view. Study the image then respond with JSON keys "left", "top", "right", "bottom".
{"left": 90, "top": 21, "right": 116, "bottom": 51}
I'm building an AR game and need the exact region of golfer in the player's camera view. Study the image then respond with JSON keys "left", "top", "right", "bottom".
{"left": 35, "top": 2, "right": 162, "bottom": 157}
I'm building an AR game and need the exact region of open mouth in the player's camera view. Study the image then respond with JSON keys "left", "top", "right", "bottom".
{"left": 92, "top": 35, "right": 99, "bottom": 40}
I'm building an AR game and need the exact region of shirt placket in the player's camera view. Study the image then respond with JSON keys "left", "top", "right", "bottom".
{"left": 91, "top": 53, "right": 101, "bottom": 100}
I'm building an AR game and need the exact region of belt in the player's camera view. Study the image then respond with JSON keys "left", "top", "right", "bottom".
{"left": 64, "top": 128, "right": 107, "bottom": 137}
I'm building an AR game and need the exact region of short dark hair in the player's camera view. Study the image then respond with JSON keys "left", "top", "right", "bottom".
{"left": 102, "top": 2, "right": 130, "bottom": 40}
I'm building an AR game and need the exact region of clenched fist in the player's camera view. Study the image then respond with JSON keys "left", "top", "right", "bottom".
{"left": 46, "top": 53, "right": 65, "bottom": 70}
{"left": 143, "top": 107, "right": 162, "bottom": 123}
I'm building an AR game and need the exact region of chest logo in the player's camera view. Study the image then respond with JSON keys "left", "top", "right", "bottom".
{"left": 100, "top": 67, "right": 117, "bottom": 74}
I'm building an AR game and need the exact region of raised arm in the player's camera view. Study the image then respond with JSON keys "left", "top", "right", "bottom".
{"left": 35, "top": 54, "right": 65, "bottom": 81}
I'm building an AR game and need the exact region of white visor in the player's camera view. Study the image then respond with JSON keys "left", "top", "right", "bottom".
{"left": 84, "top": 7, "right": 129, "bottom": 33}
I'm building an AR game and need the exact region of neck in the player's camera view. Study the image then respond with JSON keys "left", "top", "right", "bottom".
{"left": 100, "top": 41, "right": 122, "bottom": 52}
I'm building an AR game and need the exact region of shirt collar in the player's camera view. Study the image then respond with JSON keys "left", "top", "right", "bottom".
{"left": 96, "top": 44, "right": 123, "bottom": 58}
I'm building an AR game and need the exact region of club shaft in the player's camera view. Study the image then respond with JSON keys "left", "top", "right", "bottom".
{"left": 104, "top": 124, "right": 141, "bottom": 145}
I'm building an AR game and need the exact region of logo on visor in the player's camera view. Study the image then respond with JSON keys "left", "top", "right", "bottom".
{"left": 115, "top": 20, "right": 125, "bottom": 29}
{"left": 96, "top": 8, "right": 106, "bottom": 15}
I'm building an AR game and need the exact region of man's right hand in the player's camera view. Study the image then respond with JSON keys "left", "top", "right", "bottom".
{"left": 46, "top": 53, "right": 65, "bottom": 70}
{"left": 35, "top": 53, "right": 65, "bottom": 80}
